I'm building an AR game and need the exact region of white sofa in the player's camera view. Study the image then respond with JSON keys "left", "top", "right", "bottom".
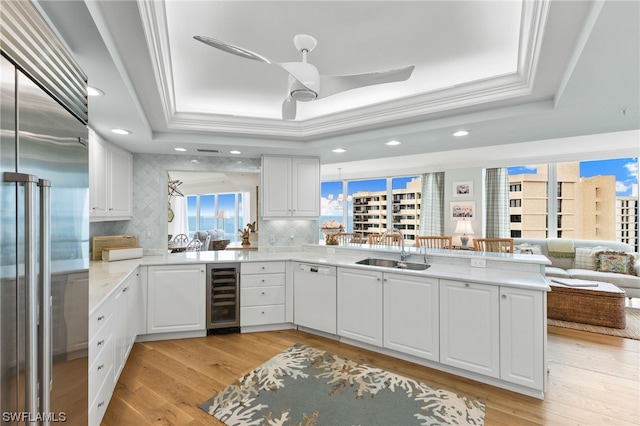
{"left": 514, "top": 238, "right": 640, "bottom": 298}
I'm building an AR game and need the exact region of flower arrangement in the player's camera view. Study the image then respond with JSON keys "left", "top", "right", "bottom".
{"left": 321, "top": 220, "right": 343, "bottom": 245}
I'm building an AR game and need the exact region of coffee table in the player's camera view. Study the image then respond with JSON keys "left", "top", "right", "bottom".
{"left": 547, "top": 279, "right": 626, "bottom": 329}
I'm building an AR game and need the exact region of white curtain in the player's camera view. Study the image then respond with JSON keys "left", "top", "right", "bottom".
{"left": 485, "top": 168, "right": 510, "bottom": 238}
{"left": 419, "top": 172, "right": 445, "bottom": 235}
{"left": 168, "top": 197, "right": 189, "bottom": 239}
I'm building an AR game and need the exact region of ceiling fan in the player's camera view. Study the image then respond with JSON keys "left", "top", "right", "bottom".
{"left": 193, "top": 34, "right": 415, "bottom": 120}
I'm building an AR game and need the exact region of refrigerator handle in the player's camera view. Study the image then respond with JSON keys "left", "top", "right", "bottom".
{"left": 39, "top": 179, "right": 52, "bottom": 422}
{"left": 3, "top": 172, "right": 40, "bottom": 419}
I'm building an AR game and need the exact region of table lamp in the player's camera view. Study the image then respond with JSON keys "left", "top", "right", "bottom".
{"left": 454, "top": 219, "right": 474, "bottom": 248}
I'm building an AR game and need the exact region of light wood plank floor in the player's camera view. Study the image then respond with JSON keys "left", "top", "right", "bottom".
{"left": 102, "top": 323, "right": 640, "bottom": 426}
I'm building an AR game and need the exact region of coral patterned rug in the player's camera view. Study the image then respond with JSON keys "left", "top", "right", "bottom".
{"left": 199, "top": 343, "right": 485, "bottom": 425}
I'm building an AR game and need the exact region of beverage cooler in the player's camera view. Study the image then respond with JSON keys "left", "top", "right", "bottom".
{"left": 206, "top": 263, "right": 240, "bottom": 331}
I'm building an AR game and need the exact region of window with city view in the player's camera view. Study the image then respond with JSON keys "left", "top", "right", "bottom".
{"left": 508, "top": 157, "right": 638, "bottom": 250}
{"left": 320, "top": 176, "right": 421, "bottom": 242}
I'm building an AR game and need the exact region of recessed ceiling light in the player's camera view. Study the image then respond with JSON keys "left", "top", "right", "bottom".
{"left": 453, "top": 130, "right": 470, "bottom": 137}
{"left": 174, "top": 147, "right": 187, "bottom": 152}
{"left": 230, "top": 150, "right": 241, "bottom": 155}
{"left": 332, "top": 148, "right": 346, "bottom": 153}
{"left": 87, "top": 86, "right": 104, "bottom": 97}
{"left": 111, "top": 128, "right": 131, "bottom": 135}
{"left": 385, "top": 140, "right": 401, "bottom": 146}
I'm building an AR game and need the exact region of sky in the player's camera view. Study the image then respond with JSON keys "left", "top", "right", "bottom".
{"left": 508, "top": 157, "right": 638, "bottom": 196}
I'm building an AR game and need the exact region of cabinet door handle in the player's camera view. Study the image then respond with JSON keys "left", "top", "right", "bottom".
{"left": 122, "top": 286, "right": 129, "bottom": 293}
{"left": 501, "top": 294, "right": 507, "bottom": 299}
{"left": 261, "top": 292, "right": 266, "bottom": 295}
{"left": 465, "top": 283, "right": 470, "bottom": 288}
{"left": 97, "top": 315, "right": 105, "bottom": 322}
{"left": 97, "top": 401, "right": 105, "bottom": 409}
{"left": 97, "top": 364, "right": 105, "bottom": 371}
{"left": 97, "top": 340, "right": 105, "bottom": 347}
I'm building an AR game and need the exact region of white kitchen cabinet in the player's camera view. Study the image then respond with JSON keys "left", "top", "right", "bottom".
{"left": 147, "top": 265, "right": 206, "bottom": 334}
{"left": 113, "top": 270, "right": 139, "bottom": 381}
{"left": 241, "top": 262, "right": 286, "bottom": 327}
{"left": 383, "top": 272, "right": 439, "bottom": 360}
{"left": 261, "top": 156, "right": 320, "bottom": 218}
{"left": 500, "top": 287, "right": 545, "bottom": 390}
{"left": 439, "top": 279, "right": 500, "bottom": 378}
{"left": 89, "top": 128, "right": 133, "bottom": 221}
{"left": 337, "top": 267, "right": 383, "bottom": 346}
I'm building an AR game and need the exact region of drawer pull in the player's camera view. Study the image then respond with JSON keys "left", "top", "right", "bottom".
{"left": 465, "top": 283, "right": 470, "bottom": 288}
{"left": 97, "top": 340, "right": 105, "bottom": 347}
{"left": 502, "top": 294, "right": 507, "bottom": 299}
{"left": 97, "top": 364, "right": 105, "bottom": 371}
{"left": 97, "top": 401, "right": 105, "bottom": 408}
{"left": 261, "top": 292, "right": 266, "bottom": 295}
{"left": 97, "top": 315, "right": 105, "bottom": 322}
{"left": 122, "top": 286, "right": 129, "bottom": 293}
{"left": 261, "top": 311, "right": 265, "bottom": 315}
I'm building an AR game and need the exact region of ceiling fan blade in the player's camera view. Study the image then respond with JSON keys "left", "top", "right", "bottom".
{"left": 282, "top": 97, "right": 297, "bottom": 120}
{"left": 194, "top": 35, "right": 275, "bottom": 65}
{"left": 318, "top": 65, "right": 415, "bottom": 99}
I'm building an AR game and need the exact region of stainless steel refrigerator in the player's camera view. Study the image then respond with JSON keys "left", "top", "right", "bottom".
{"left": 1, "top": 51, "right": 89, "bottom": 425}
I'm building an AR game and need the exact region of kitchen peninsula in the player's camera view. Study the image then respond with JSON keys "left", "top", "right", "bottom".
{"left": 88, "top": 244, "right": 550, "bottom": 424}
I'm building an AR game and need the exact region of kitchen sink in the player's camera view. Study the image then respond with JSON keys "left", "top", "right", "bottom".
{"left": 356, "top": 258, "right": 430, "bottom": 270}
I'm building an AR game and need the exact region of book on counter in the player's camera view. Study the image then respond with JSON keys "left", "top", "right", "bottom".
{"left": 550, "top": 277, "right": 600, "bottom": 287}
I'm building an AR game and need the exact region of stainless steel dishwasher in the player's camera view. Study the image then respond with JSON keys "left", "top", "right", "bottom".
{"left": 293, "top": 263, "right": 337, "bottom": 334}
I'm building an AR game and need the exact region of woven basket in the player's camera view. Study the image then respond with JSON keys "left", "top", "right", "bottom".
{"left": 209, "top": 239, "right": 230, "bottom": 251}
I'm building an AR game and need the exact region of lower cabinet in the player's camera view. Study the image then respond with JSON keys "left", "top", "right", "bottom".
{"left": 147, "top": 265, "right": 206, "bottom": 334}
{"left": 240, "top": 262, "right": 286, "bottom": 327}
{"left": 337, "top": 267, "right": 383, "bottom": 346}
{"left": 500, "top": 286, "right": 545, "bottom": 390}
{"left": 383, "top": 273, "right": 439, "bottom": 361}
{"left": 439, "top": 279, "right": 500, "bottom": 378}
{"left": 89, "top": 268, "right": 141, "bottom": 425}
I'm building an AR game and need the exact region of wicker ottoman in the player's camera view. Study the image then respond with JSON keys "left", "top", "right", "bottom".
{"left": 547, "top": 280, "right": 626, "bottom": 329}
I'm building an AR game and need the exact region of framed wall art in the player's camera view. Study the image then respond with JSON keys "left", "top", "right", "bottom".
{"left": 450, "top": 201, "right": 476, "bottom": 220}
{"left": 453, "top": 180, "right": 473, "bottom": 197}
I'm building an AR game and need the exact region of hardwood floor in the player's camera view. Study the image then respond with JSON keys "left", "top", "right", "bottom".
{"left": 102, "top": 323, "right": 640, "bottom": 426}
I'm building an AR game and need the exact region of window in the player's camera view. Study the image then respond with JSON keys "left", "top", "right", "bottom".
{"left": 508, "top": 157, "right": 638, "bottom": 251}
{"left": 510, "top": 215, "right": 522, "bottom": 223}
{"left": 321, "top": 176, "right": 421, "bottom": 243}
{"left": 186, "top": 192, "right": 247, "bottom": 241}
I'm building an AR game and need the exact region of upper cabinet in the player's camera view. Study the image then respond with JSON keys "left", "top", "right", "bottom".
{"left": 261, "top": 156, "right": 320, "bottom": 219}
{"left": 89, "top": 128, "right": 133, "bottom": 221}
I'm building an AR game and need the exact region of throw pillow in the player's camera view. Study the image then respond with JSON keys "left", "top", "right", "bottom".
{"left": 596, "top": 251, "right": 636, "bottom": 275}
{"left": 574, "top": 246, "right": 609, "bottom": 270}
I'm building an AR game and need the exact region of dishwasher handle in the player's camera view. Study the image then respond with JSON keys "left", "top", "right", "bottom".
{"left": 297, "top": 263, "right": 335, "bottom": 275}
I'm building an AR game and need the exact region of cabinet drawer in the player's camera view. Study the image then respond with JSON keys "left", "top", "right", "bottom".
{"left": 241, "top": 273, "right": 285, "bottom": 288}
{"left": 89, "top": 334, "right": 114, "bottom": 406}
{"left": 89, "top": 295, "right": 114, "bottom": 337}
{"left": 241, "top": 286, "right": 285, "bottom": 307}
{"left": 89, "top": 314, "right": 112, "bottom": 363}
{"left": 241, "top": 305, "right": 285, "bottom": 326}
{"left": 242, "top": 262, "right": 285, "bottom": 275}
{"left": 89, "top": 369, "right": 114, "bottom": 426}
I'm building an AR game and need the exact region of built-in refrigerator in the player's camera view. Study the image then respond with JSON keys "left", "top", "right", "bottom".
{"left": 1, "top": 2, "right": 89, "bottom": 423}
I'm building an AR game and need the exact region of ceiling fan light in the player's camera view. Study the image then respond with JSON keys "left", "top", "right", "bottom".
{"left": 290, "top": 89, "right": 317, "bottom": 102}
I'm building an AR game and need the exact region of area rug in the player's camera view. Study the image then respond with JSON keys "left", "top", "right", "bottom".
{"left": 548, "top": 307, "right": 640, "bottom": 340}
{"left": 199, "top": 343, "right": 485, "bottom": 425}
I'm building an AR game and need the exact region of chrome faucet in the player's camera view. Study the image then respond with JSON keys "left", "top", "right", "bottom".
{"left": 382, "top": 227, "right": 411, "bottom": 262}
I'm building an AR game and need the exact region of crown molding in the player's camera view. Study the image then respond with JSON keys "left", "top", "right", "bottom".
{"left": 139, "top": 0, "right": 550, "bottom": 141}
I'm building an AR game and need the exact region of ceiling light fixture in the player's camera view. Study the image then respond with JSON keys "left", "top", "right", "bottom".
{"left": 453, "top": 130, "right": 470, "bottom": 137}
{"left": 174, "top": 147, "right": 187, "bottom": 152}
{"left": 332, "top": 148, "right": 346, "bottom": 153}
{"left": 385, "top": 140, "right": 401, "bottom": 146}
{"left": 87, "top": 86, "right": 104, "bottom": 97}
{"left": 230, "top": 150, "right": 241, "bottom": 154}
{"left": 111, "top": 128, "right": 131, "bottom": 135}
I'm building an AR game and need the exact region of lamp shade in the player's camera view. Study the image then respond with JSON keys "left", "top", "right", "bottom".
{"left": 217, "top": 210, "right": 230, "bottom": 219}
{"left": 454, "top": 219, "right": 474, "bottom": 235}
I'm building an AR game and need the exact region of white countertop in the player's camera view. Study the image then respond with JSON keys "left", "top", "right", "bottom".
{"left": 90, "top": 246, "right": 550, "bottom": 315}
